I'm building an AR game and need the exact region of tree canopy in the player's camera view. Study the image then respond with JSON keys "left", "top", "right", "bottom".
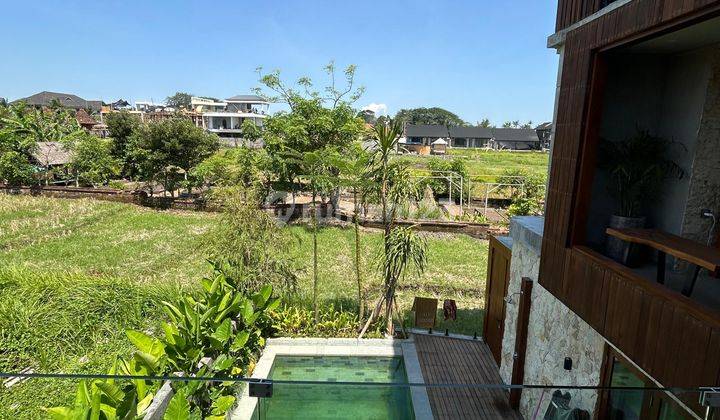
{"left": 255, "top": 63, "right": 366, "bottom": 193}
{"left": 394, "top": 107, "right": 466, "bottom": 126}
{"left": 67, "top": 132, "right": 120, "bottom": 187}
{"left": 165, "top": 92, "right": 193, "bottom": 109}
{"left": 128, "top": 118, "right": 220, "bottom": 193}
{"left": 105, "top": 111, "right": 140, "bottom": 176}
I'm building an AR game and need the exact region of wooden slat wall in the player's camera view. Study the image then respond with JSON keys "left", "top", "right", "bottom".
{"left": 556, "top": 0, "right": 601, "bottom": 31}
{"left": 542, "top": 0, "right": 720, "bottom": 395}
{"left": 562, "top": 248, "right": 720, "bottom": 409}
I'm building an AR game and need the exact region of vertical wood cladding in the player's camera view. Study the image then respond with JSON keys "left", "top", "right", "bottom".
{"left": 543, "top": 0, "right": 720, "bottom": 396}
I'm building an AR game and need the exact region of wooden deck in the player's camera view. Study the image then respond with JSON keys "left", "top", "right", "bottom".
{"left": 414, "top": 334, "right": 522, "bottom": 419}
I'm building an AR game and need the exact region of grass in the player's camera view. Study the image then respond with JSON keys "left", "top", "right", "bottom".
{"left": 0, "top": 194, "right": 489, "bottom": 417}
{"left": 0, "top": 268, "right": 179, "bottom": 418}
{"left": 286, "top": 224, "right": 488, "bottom": 335}
{"left": 396, "top": 149, "right": 548, "bottom": 181}
{"left": 395, "top": 149, "right": 549, "bottom": 200}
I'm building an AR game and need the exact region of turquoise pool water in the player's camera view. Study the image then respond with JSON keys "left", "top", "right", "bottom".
{"left": 256, "top": 355, "right": 415, "bottom": 419}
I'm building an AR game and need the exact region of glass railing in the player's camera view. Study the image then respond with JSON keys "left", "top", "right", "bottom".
{"left": 1, "top": 371, "right": 715, "bottom": 419}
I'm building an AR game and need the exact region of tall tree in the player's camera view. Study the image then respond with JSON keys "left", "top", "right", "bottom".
{"left": 331, "top": 144, "right": 373, "bottom": 321}
{"left": 394, "top": 107, "right": 466, "bottom": 126}
{"left": 165, "top": 92, "right": 193, "bottom": 109}
{"left": 360, "top": 119, "right": 427, "bottom": 337}
{"left": 67, "top": 133, "right": 120, "bottom": 187}
{"left": 105, "top": 111, "right": 140, "bottom": 175}
{"left": 358, "top": 109, "right": 377, "bottom": 125}
{"left": 478, "top": 118, "right": 493, "bottom": 128}
{"left": 288, "top": 148, "right": 336, "bottom": 322}
{"left": 128, "top": 118, "right": 219, "bottom": 195}
{"left": 256, "top": 62, "right": 365, "bottom": 197}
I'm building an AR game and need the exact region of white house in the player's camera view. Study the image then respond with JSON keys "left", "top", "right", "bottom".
{"left": 191, "top": 95, "right": 269, "bottom": 146}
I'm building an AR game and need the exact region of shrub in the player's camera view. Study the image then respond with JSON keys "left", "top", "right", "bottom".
{"left": 203, "top": 187, "right": 299, "bottom": 295}
{"left": 507, "top": 196, "right": 542, "bottom": 217}
{"left": 422, "top": 157, "right": 469, "bottom": 201}
{"left": 47, "top": 265, "right": 280, "bottom": 419}
{"left": 271, "top": 303, "right": 383, "bottom": 338}
{"left": 454, "top": 210, "right": 489, "bottom": 224}
{"left": 67, "top": 133, "right": 120, "bottom": 187}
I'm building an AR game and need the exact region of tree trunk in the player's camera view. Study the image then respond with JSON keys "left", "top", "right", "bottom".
{"left": 184, "top": 170, "right": 191, "bottom": 196}
{"left": 383, "top": 279, "right": 396, "bottom": 336}
{"left": 312, "top": 191, "right": 319, "bottom": 324}
{"left": 354, "top": 189, "right": 363, "bottom": 320}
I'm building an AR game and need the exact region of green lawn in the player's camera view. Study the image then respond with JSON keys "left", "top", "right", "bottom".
{"left": 397, "top": 150, "right": 549, "bottom": 181}
{"left": 0, "top": 194, "right": 488, "bottom": 417}
{"left": 395, "top": 150, "right": 548, "bottom": 201}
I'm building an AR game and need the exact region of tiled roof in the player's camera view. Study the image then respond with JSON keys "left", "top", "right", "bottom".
{"left": 13, "top": 91, "right": 102, "bottom": 112}
{"left": 405, "top": 124, "right": 450, "bottom": 138}
{"left": 75, "top": 109, "right": 96, "bottom": 126}
{"left": 492, "top": 128, "right": 540, "bottom": 142}
{"left": 449, "top": 126, "right": 493, "bottom": 138}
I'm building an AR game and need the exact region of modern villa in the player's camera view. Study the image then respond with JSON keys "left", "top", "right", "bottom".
{"left": 484, "top": 0, "right": 720, "bottom": 419}
{"left": 403, "top": 124, "right": 545, "bottom": 153}
{"left": 190, "top": 95, "right": 269, "bottom": 146}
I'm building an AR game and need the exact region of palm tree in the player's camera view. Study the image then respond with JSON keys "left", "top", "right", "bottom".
{"left": 380, "top": 226, "right": 427, "bottom": 335}
{"left": 371, "top": 119, "right": 404, "bottom": 237}
{"left": 359, "top": 119, "right": 428, "bottom": 337}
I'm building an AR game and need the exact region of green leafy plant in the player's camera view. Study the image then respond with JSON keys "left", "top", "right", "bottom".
{"left": 599, "top": 130, "right": 685, "bottom": 218}
{"left": 45, "top": 360, "right": 156, "bottom": 420}
{"left": 48, "top": 263, "right": 279, "bottom": 419}
{"left": 271, "top": 303, "right": 384, "bottom": 338}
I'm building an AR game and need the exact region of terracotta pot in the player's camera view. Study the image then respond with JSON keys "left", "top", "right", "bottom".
{"left": 606, "top": 215, "right": 646, "bottom": 266}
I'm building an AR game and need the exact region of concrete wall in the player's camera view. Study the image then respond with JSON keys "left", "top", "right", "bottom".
{"left": 677, "top": 47, "right": 720, "bottom": 309}
{"left": 500, "top": 217, "right": 606, "bottom": 419}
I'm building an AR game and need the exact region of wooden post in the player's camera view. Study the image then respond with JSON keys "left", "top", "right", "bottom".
{"left": 509, "top": 277, "right": 533, "bottom": 410}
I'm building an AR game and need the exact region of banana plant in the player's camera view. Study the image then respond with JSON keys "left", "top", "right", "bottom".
{"left": 48, "top": 263, "right": 279, "bottom": 419}
{"left": 45, "top": 360, "right": 155, "bottom": 420}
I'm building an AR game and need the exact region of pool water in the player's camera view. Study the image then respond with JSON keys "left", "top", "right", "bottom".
{"left": 256, "top": 356, "right": 415, "bottom": 419}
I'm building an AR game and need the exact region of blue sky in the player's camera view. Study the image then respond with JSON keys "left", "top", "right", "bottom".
{"left": 0, "top": 1, "right": 559, "bottom": 125}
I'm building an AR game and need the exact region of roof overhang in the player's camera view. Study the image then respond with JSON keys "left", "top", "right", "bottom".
{"left": 547, "top": 0, "right": 633, "bottom": 49}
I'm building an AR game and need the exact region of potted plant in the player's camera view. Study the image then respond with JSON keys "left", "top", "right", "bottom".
{"left": 598, "top": 130, "right": 685, "bottom": 264}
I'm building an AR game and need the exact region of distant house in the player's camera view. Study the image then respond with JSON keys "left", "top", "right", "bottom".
{"left": 76, "top": 109, "right": 108, "bottom": 138}
{"left": 448, "top": 126, "right": 493, "bottom": 148}
{"left": 404, "top": 124, "right": 541, "bottom": 152}
{"left": 403, "top": 124, "right": 449, "bottom": 154}
{"left": 535, "top": 121, "right": 552, "bottom": 149}
{"left": 491, "top": 128, "right": 541, "bottom": 150}
{"left": 75, "top": 109, "right": 97, "bottom": 130}
{"left": 190, "top": 95, "right": 269, "bottom": 147}
{"left": 108, "top": 99, "right": 132, "bottom": 111}
{"left": 13, "top": 91, "right": 102, "bottom": 113}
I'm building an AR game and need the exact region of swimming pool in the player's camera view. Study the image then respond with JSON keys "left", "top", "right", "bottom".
{"left": 255, "top": 355, "right": 415, "bottom": 419}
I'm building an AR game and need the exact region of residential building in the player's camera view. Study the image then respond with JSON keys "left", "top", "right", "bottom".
{"left": 485, "top": 1, "right": 720, "bottom": 419}
{"left": 403, "top": 124, "right": 541, "bottom": 152}
{"left": 491, "top": 128, "right": 541, "bottom": 150}
{"left": 134, "top": 101, "right": 173, "bottom": 113}
{"left": 75, "top": 109, "right": 108, "bottom": 138}
{"left": 190, "top": 95, "right": 269, "bottom": 147}
{"left": 403, "top": 124, "right": 449, "bottom": 154}
{"left": 448, "top": 126, "right": 493, "bottom": 148}
{"left": 535, "top": 121, "right": 553, "bottom": 149}
{"left": 12, "top": 91, "right": 102, "bottom": 113}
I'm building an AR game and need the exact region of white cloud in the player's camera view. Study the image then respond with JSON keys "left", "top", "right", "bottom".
{"left": 363, "top": 102, "right": 388, "bottom": 116}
